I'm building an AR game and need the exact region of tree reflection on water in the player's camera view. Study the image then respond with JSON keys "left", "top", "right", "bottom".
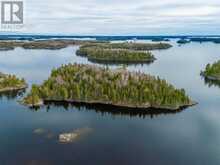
{"left": 28, "top": 101, "right": 189, "bottom": 119}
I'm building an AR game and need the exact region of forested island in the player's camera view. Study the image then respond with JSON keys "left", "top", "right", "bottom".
{"left": 78, "top": 42, "right": 172, "bottom": 51}
{"left": 0, "top": 72, "right": 27, "bottom": 92}
{"left": 22, "top": 64, "right": 195, "bottom": 110}
{"left": 76, "top": 47, "right": 155, "bottom": 64}
{"left": 201, "top": 60, "right": 220, "bottom": 81}
{"left": 76, "top": 42, "right": 172, "bottom": 64}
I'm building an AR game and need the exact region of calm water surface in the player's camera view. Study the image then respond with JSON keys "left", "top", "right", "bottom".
{"left": 1, "top": 41, "right": 220, "bottom": 165}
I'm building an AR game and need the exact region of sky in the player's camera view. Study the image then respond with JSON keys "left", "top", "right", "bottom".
{"left": 19, "top": 0, "right": 220, "bottom": 35}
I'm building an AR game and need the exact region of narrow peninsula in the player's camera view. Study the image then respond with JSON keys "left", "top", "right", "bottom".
{"left": 22, "top": 64, "right": 195, "bottom": 110}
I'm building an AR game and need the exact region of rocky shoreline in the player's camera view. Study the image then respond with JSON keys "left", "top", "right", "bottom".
{"left": 23, "top": 98, "right": 197, "bottom": 111}
{"left": 0, "top": 84, "right": 28, "bottom": 93}
{"left": 41, "top": 99, "right": 197, "bottom": 111}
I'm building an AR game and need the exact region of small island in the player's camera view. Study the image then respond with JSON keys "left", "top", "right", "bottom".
{"left": 201, "top": 60, "right": 220, "bottom": 81}
{"left": 76, "top": 42, "right": 172, "bottom": 64}
{"left": 76, "top": 47, "right": 155, "bottom": 64}
{"left": 0, "top": 72, "right": 27, "bottom": 93}
{"left": 177, "top": 39, "right": 190, "bottom": 44}
{"left": 22, "top": 64, "right": 196, "bottom": 110}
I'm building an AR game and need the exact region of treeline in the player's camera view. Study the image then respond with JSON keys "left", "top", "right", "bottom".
{"left": 22, "top": 64, "right": 193, "bottom": 110}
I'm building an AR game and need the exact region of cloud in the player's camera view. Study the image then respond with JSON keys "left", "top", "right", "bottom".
{"left": 20, "top": 0, "right": 220, "bottom": 35}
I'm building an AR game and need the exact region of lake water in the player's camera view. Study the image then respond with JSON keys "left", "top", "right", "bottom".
{"left": 1, "top": 40, "right": 220, "bottom": 165}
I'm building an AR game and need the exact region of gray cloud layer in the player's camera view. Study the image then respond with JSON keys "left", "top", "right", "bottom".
{"left": 22, "top": 0, "right": 220, "bottom": 35}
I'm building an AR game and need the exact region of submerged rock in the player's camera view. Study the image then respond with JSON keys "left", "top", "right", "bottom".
{"left": 59, "top": 133, "right": 78, "bottom": 143}
{"left": 33, "top": 128, "right": 47, "bottom": 135}
{"left": 59, "top": 127, "right": 93, "bottom": 143}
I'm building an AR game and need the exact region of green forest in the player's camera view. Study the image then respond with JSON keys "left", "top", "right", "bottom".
{"left": 22, "top": 64, "right": 194, "bottom": 110}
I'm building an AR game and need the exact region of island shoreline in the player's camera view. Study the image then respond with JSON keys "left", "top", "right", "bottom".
{"left": 41, "top": 99, "right": 197, "bottom": 111}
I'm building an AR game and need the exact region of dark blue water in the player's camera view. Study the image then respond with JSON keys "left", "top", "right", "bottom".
{"left": 1, "top": 40, "right": 220, "bottom": 165}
